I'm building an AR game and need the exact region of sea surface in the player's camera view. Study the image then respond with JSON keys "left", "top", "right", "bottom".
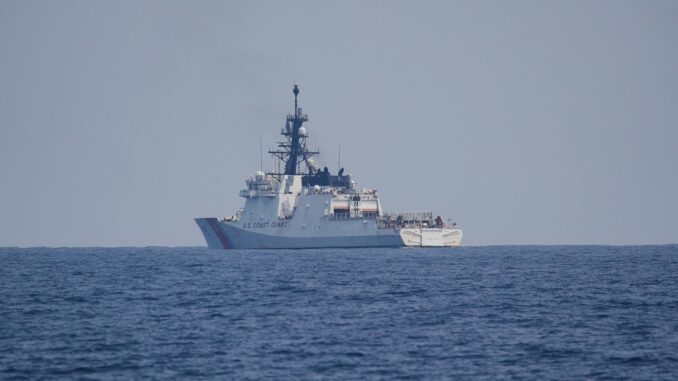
{"left": 1, "top": 245, "right": 677, "bottom": 380}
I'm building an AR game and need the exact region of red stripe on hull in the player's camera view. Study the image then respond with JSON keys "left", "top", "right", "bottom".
{"left": 206, "top": 218, "right": 233, "bottom": 249}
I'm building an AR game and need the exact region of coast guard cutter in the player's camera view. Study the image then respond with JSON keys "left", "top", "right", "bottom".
{"left": 195, "top": 86, "right": 462, "bottom": 249}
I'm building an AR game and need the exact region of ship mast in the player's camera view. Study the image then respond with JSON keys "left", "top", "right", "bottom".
{"left": 268, "top": 85, "right": 319, "bottom": 179}
{"left": 285, "top": 85, "right": 303, "bottom": 175}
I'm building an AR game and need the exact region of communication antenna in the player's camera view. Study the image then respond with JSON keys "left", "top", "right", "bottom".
{"left": 338, "top": 144, "right": 341, "bottom": 172}
{"left": 259, "top": 135, "right": 263, "bottom": 171}
{"left": 293, "top": 84, "right": 299, "bottom": 116}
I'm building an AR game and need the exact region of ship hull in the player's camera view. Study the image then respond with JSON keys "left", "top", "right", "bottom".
{"left": 400, "top": 227, "right": 463, "bottom": 247}
{"left": 195, "top": 218, "right": 461, "bottom": 249}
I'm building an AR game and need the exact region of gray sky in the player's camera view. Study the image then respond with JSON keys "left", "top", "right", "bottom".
{"left": 1, "top": 0, "right": 677, "bottom": 246}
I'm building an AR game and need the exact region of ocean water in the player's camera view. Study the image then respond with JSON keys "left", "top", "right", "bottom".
{"left": 1, "top": 246, "right": 677, "bottom": 380}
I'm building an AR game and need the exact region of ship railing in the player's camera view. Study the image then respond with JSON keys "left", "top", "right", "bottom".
{"left": 328, "top": 213, "right": 376, "bottom": 221}
{"left": 376, "top": 211, "right": 437, "bottom": 229}
{"left": 239, "top": 189, "right": 277, "bottom": 198}
{"left": 376, "top": 222, "right": 443, "bottom": 229}
{"left": 380, "top": 211, "right": 433, "bottom": 220}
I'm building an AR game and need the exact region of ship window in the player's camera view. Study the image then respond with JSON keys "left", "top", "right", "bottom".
{"left": 333, "top": 209, "right": 349, "bottom": 219}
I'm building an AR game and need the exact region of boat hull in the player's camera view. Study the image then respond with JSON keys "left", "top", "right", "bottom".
{"left": 400, "top": 227, "right": 463, "bottom": 247}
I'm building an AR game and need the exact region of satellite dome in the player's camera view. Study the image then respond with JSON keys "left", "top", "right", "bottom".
{"left": 298, "top": 127, "right": 308, "bottom": 137}
{"left": 255, "top": 171, "right": 265, "bottom": 179}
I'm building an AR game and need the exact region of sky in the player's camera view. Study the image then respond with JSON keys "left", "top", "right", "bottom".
{"left": 1, "top": 0, "right": 677, "bottom": 246}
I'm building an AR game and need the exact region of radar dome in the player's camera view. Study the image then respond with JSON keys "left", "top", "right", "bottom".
{"left": 298, "top": 127, "right": 308, "bottom": 137}
{"left": 255, "top": 171, "right": 265, "bottom": 179}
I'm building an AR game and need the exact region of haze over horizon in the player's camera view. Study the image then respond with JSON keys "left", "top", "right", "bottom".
{"left": 1, "top": 1, "right": 677, "bottom": 247}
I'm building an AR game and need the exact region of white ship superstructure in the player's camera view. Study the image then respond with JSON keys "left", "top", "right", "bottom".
{"left": 195, "top": 86, "right": 462, "bottom": 249}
